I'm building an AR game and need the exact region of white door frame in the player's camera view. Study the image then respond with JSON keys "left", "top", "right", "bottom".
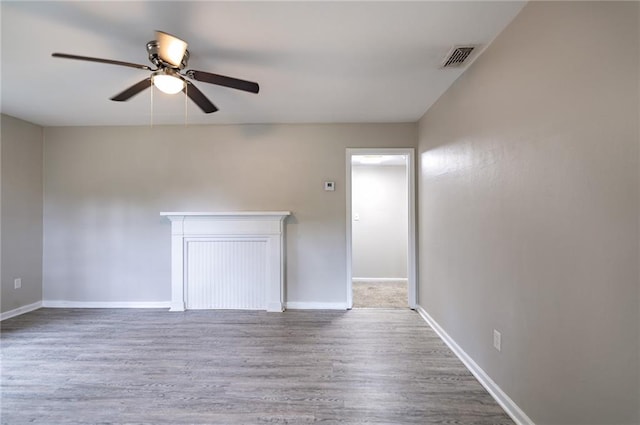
{"left": 346, "top": 148, "right": 417, "bottom": 309}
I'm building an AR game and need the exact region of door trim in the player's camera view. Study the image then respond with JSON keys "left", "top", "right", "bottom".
{"left": 346, "top": 148, "right": 417, "bottom": 309}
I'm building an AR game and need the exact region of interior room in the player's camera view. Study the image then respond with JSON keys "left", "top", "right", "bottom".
{"left": 1, "top": 2, "right": 638, "bottom": 425}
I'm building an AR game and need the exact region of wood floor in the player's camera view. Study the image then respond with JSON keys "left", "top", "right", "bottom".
{"left": 1, "top": 308, "right": 514, "bottom": 425}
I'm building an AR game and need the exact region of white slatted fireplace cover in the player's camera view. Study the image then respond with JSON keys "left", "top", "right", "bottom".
{"left": 160, "top": 212, "right": 291, "bottom": 312}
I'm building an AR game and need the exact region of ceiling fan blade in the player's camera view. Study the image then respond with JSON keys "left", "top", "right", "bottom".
{"left": 184, "top": 81, "right": 218, "bottom": 114}
{"left": 187, "top": 70, "right": 259, "bottom": 94}
{"left": 155, "top": 31, "right": 188, "bottom": 68}
{"left": 52, "top": 53, "right": 152, "bottom": 71}
{"left": 110, "top": 78, "right": 152, "bottom": 101}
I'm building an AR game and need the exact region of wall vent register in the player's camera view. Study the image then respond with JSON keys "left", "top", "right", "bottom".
{"left": 441, "top": 45, "right": 477, "bottom": 68}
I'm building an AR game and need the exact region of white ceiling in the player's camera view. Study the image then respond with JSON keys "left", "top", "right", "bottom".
{"left": 1, "top": 1, "right": 525, "bottom": 127}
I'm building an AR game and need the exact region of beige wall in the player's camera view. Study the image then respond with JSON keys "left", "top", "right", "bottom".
{"left": 417, "top": 2, "right": 639, "bottom": 424}
{"left": 1, "top": 114, "right": 44, "bottom": 313}
{"left": 352, "top": 164, "right": 407, "bottom": 279}
{"left": 43, "top": 123, "right": 416, "bottom": 306}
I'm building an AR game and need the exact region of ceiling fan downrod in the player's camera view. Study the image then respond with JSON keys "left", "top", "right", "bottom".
{"left": 146, "top": 40, "right": 190, "bottom": 71}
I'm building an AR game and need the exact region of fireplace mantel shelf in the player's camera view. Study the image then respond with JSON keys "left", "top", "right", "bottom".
{"left": 161, "top": 211, "right": 291, "bottom": 218}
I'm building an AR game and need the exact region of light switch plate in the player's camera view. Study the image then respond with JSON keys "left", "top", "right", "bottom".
{"left": 324, "top": 181, "right": 335, "bottom": 191}
{"left": 493, "top": 329, "right": 501, "bottom": 352}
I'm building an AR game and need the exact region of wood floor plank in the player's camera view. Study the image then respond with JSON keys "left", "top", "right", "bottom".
{"left": 1, "top": 308, "right": 514, "bottom": 424}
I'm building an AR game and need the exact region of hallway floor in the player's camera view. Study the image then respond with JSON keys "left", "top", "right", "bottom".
{"left": 352, "top": 280, "right": 408, "bottom": 308}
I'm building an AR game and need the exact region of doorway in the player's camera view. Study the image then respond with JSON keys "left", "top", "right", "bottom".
{"left": 346, "top": 148, "right": 416, "bottom": 309}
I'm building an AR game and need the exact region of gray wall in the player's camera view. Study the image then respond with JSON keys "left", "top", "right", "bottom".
{"left": 1, "top": 114, "right": 43, "bottom": 313}
{"left": 417, "top": 2, "right": 639, "bottom": 424}
{"left": 43, "top": 123, "right": 416, "bottom": 306}
{"left": 352, "top": 164, "right": 407, "bottom": 279}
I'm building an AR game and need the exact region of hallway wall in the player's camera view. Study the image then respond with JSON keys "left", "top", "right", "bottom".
{"left": 352, "top": 164, "right": 408, "bottom": 279}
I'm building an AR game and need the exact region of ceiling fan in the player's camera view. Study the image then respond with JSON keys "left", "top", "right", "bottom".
{"left": 52, "top": 31, "right": 259, "bottom": 114}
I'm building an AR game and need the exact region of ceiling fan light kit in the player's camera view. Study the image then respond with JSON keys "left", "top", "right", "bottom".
{"left": 152, "top": 70, "right": 184, "bottom": 95}
{"left": 52, "top": 30, "right": 259, "bottom": 114}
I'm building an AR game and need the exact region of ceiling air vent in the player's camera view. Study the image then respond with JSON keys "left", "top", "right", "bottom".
{"left": 441, "top": 45, "right": 477, "bottom": 68}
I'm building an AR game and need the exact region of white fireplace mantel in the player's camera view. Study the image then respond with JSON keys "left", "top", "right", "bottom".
{"left": 161, "top": 211, "right": 291, "bottom": 312}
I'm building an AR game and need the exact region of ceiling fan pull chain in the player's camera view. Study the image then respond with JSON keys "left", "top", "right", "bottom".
{"left": 184, "top": 83, "right": 188, "bottom": 126}
{"left": 150, "top": 79, "right": 154, "bottom": 128}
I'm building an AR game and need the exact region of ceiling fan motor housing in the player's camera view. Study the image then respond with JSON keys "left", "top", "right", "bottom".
{"left": 146, "top": 40, "right": 189, "bottom": 70}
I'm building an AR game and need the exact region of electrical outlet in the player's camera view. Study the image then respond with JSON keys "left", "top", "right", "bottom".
{"left": 14, "top": 278, "right": 22, "bottom": 289}
{"left": 493, "top": 329, "right": 501, "bottom": 352}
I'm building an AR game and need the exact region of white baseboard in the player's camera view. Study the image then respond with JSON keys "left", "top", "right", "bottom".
{"left": 42, "top": 300, "right": 345, "bottom": 311}
{"left": 0, "top": 301, "right": 43, "bottom": 321}
{"left": 42, "top": 300, "right": 171, "bottom": 309}
{"left": 352, "top": 277, "right": 408, "bottom": 283}
{"left": 415, "top": 305, "right": 535, "bottom": 425}
{"left": 285, "top": 302, "right": 348, "bottom": 310}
